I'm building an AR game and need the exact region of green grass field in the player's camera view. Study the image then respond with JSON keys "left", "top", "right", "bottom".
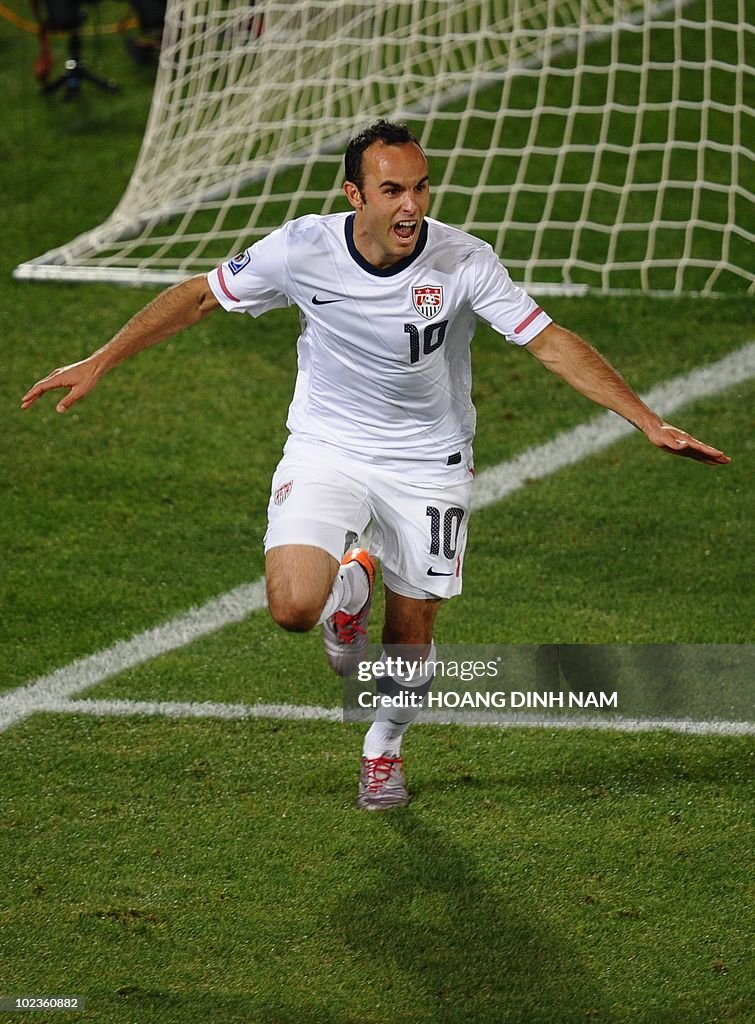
{"left": 1, "top": 5, "right": 753, "bottom": 1023}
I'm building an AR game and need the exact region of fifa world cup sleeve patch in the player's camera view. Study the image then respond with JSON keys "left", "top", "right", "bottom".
{"left": 228, "top": 250, "right": 252, "bottom": 275}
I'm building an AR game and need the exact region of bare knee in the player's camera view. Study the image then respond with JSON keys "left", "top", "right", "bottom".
{"left": 267, "top": 594, "right": 320, "bottom": 633}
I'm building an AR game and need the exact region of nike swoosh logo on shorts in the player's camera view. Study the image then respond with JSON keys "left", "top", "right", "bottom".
{"left": 312, "top": 294, "right": 346, "bottom": 305}
{"left": 427, "top": 568, "right": 453, "bottom": 576}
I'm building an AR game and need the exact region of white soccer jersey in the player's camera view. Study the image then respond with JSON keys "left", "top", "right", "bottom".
{"left": 207, "top": 213, "right": 551, "bottom": 463}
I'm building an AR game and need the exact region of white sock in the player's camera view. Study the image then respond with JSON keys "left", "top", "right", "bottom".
{"left": 363, "top": 643, "right": 436, "bottom": 759}
{"left": 316, "top": 558, "right": 370, "bottom": 625}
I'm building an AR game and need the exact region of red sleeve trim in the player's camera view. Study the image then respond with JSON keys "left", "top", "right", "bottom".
{"left": 217, "top": 265, "right": 240, "bottom": 303}
{"left": 514, "top": 306, "right": 544, "bottom": 335}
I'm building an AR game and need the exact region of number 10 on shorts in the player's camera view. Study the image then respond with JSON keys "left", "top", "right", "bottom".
{"left": 426, "top": 505, "right": 465, "bottom": 559}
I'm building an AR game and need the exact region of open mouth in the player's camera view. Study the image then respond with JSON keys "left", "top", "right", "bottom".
{"left": 393, "top": 219, "right": 418, "bottom": 241}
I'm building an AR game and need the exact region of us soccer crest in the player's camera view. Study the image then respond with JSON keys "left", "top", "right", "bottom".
{"left": 412, "top": 285, "right": 444, "bottom": 320}
{"left": 274, "top": 480, "right": 293, "bottom": 505}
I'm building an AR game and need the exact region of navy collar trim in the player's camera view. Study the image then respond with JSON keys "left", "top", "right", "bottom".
{"left": 344, "top": 213, "right": 429, "bottom": 277}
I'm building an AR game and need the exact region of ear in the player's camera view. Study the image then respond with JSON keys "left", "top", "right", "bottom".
{"left": 343, "top": 180, "right": 364, "bottom": 210}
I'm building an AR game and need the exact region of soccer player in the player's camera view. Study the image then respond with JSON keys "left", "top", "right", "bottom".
{"left": 21, "top": 120, "right": 729, "bottom": 810}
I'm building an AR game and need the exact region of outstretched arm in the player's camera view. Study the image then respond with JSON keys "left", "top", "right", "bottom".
{"left": 526, "top": 322, "right": 730, "bottom": 465}
{"left": 21, "top": 274, "right": 220, "bottom": 414}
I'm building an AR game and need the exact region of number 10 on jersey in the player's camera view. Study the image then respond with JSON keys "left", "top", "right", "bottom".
{"left": 405, "top": 320, "right": 448, "bottom": 364}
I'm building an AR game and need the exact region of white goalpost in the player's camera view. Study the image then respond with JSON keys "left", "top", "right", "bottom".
{"left": 13, "top": 0, "right": 754, "bottom": 295}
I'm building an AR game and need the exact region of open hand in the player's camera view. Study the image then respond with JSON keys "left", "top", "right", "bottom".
{"left": 21, "top": 358, "right": 104, "bottom": 414}
{"left": 645, "top": 421, "right": 730, "bottom": 465}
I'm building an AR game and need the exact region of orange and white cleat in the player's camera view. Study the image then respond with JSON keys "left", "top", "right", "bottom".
{"left": 321, "top": 547, "right": 375, "bottom": 676}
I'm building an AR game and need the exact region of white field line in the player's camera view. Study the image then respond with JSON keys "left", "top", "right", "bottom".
{"left": 47, "top": 697, "right": 755, "bottom": 736}
{"left": 471, "top": 339, "right": 755, "bottom": 508}
{"left": 2, "top": 340, "right": 754, "bottom": 735}
{"left": 0, "top": 579, "right": 267, "bottom": 732}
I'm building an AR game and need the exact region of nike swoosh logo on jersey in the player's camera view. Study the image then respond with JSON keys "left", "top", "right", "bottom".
{"left": 312, "top": 294, "right": 346, "bottom": 305}
{"left": 427, "top": 568, "right": 454, "bottom": 576}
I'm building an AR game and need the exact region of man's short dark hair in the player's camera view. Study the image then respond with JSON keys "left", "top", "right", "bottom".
{"left": 344, "top": 120, "right": 423, "bottom": 195}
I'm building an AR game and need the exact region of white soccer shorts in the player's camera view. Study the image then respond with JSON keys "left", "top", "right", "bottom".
{"left": 264, "top": 439, "right": 474, "bottom": 600}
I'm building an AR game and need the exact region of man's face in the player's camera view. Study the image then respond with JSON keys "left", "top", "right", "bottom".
{"left": 344, "top": 141, "right": 430, "bottom": 269}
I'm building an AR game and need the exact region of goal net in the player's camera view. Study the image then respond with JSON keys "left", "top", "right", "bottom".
{"left": 14, "top": 0, "right": 754, "bottom": 295}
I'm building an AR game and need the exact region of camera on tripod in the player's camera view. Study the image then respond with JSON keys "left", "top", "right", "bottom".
{"left": 36, "top": 0, "right": 119, "bottom": 98}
